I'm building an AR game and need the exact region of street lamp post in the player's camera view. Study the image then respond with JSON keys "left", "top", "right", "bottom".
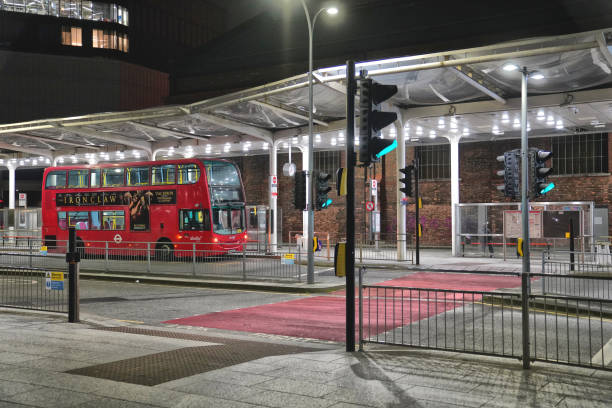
{"left": 298, "top": 1, "right": 337, "bottom": 284}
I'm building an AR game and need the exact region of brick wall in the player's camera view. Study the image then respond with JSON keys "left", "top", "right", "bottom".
{"left": 237, "top": 133, "right": 612, "bottom": 247}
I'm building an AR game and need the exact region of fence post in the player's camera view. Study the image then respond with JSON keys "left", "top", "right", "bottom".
{"left": 104, "top": 241, "right": 109, "bottom": 273}
{"left": 542, "top": 251, "right": 546, "bottom": 294}
{"left": 358, "top": 266, "right": 364, "bottom": 351}
{"left": 192, "top": 243, "right": 196, "bottom": 276}
{"left": 67, "top": 227, "right": 80, "bottom": 323}
{"left": 521, "top": 270, "right": 530, "bottom": 369}
{"left": 242, "top": 243, "right": 247, "bottom": 280}
{"left": 297, "top": 246, "right": 302, "bottom": 282}
{"left": 146, "top": 242, "right": 151, "bottom": 274}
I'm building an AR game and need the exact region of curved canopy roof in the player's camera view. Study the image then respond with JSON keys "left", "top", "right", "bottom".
{"left": 0, "top": 28, "right": 611, "bottom": 167}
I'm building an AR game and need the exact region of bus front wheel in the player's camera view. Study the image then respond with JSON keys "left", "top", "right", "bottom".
{"left": 156, "top": 240, "right": 174, "bottom": 261}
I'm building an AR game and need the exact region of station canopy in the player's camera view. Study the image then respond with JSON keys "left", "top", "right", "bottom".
{"left": 0, "top": 28, "right": 611, "bottom": 167}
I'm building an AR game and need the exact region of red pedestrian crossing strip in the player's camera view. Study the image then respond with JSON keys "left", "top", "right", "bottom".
{"left": 163, "top": 272, "right": 524, "bottom": 342}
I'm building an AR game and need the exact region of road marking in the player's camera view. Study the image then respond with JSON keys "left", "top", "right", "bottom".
{"left": 115, "top": 319, "right": 145, "bottom": 324}
{"left": 591, "top": 336, "right": 612, "bottom": 366}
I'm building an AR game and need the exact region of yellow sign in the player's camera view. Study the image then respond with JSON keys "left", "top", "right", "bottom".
{"left": 565, "top": 232, "right": 571, "bottom": 238}
{"left": 283, "top": 253, "right": 295, "bottom": 260}
{"left": 51, "top": 272, "right": 63, "bottom": 281}
{"left": 517, "top": 238, "right": 524, "bottom": 257}
{"left": 418, "top": 224, "right": 422, "bottom": 237}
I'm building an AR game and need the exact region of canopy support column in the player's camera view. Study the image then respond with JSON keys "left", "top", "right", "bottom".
{"left": 269, "top": 142, "right": 278, "bottom": 252}
{"left": 449, "top": 135, "right": 461, "bottom": 256}
{"left": 395, "top": 120, "right": 407, "bottom": 261}
{"left": 8, "top": 164, "right": 16, "bottom": 210}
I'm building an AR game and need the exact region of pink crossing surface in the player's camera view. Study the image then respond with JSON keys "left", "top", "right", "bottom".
{"left": 163, "top": 272, "right": 523, "bottom": 342}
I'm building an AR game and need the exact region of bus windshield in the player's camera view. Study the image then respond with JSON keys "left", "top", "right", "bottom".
{"left": 204, "top": 160, "right": 244, "bottom": 204}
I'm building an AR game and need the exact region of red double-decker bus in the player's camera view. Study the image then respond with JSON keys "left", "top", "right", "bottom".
{"left": 41, "top": 158, "right": 247, "bottom": 257}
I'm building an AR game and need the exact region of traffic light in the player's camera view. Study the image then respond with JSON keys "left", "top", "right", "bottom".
{"left": 314, "top": 171, "right": 332, "bottom": 210}
{"left": 496, "top": 149, "right": 520, "bottom": 199}
{"left": 359, "top": 78, "right": 398, "bottom": 165}
{"left": 293, "top": 170, "right": 306, "bottom": 210}
{"left": 530, "top": 148, "right": 554, "bottom": 198}
{"left": 399, "top": 165, "right": 414, "bottom": 197}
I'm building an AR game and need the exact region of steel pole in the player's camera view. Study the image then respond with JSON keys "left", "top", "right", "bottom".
{"left": 520, "top": 67, "right": 531, "bottom": 369}
{"left": 300, "top": 0, "right": 315, "bottom": 284}
{"left": 346, "top": 60, "right": 356, "bottom": 352}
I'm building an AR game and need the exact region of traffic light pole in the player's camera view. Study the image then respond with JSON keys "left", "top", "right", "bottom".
{"left": 345, "top": 60, "right": 356, "bottom": 352}
{"left": 414, "top": 156, "right": 420, "bottom": 265}
{"left": 520, "top": 67, "right": 531, "bottom": 369}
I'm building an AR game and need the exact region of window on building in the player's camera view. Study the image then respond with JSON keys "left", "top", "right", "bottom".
{"left": 415, "top": 144, "right": 450, "bottom": 180}
{"left": 61, "top": 26, "right": 82, "bottom": 47}
{"left": 314, "top": 151, "right": 341, "bottom": 184}
{"left": 552, "top": 133, "right": 609, "bottom": 175}
{"left": 1, "top": 1, "right": 128, "bottom": 25}
{"left": 26, "top": 0, "right": 48, "bottom": 14}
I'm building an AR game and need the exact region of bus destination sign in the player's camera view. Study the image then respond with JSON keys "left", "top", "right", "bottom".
{"left": 56, "top": 190, "right": 176, "bottom": 207}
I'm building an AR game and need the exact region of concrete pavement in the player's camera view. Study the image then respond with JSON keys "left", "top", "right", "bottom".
{"left": 1, "top": 310, "right": 611, "bottom": 408}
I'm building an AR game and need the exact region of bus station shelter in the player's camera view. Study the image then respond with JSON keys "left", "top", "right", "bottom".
{"left": 0, "top": 28, "right": 611, "bottom": 257}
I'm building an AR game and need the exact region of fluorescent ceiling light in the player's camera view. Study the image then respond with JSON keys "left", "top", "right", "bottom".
{"left": 502, "top": 63, "right": 519, "bottom": 71}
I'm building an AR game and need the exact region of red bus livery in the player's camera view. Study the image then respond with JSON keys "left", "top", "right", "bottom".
{"left": 42, "top": 159, "right": 247, "bottom": 257}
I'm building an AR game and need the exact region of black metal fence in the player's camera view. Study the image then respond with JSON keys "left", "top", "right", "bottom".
{"left": 0, "top": 263, "right": 68, "bottom": 313}
{"left": 0, "top": 240, "right": 304, "bottom": 281}
{"left": 360, "top": 258, "right": 612, "bottom": 371}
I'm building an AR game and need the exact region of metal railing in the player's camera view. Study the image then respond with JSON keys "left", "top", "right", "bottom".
{"left": 542, "top": 251, "right": 612, "bottom": 299}
{"left": 0, "top": 240, "right": 304, "bottom": 281}
{"left": 360, "top": 268, "right": 612, "bottom": 371}
{"left": 0, "top": 261, "right": 68, "bottom": 313}
{"left": 360, "top": 284, "right": 522, "bottom": 359}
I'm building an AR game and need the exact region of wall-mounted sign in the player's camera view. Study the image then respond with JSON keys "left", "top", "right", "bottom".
{"left": 371, "top": 179, "right": 377, "bottom": 196}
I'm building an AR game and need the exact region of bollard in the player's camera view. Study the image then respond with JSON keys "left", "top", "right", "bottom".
{"left": 67, "top": 227, "right": 80, "bottom": 323}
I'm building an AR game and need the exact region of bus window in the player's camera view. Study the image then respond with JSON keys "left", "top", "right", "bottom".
{"left": 90, "top": 169, "right": 100, "bottom": 188}
{"left": 45, "top": 171, "right": 67, "bottom": 189}
{"left": 152, "top": 165, "right": 176, "bottom": 185}
{"left": 68, "top": 170, "right": 89, "bottom": 188}
{"left": 179, "top": 209, "right": 210, "bottom": 231}
{"left": 127, "top": 166, "right": 149, "bottom": 186}
{"left": 68, "top": 211, "right": 89, "bottom": 230}
{"left": 102, "top": 211, "right": 125, "bottom": 230}
{"left": 58, "top": 212, "right": 67, "bottom": 230}
{"left": 178, "top": 164, "right": 200, "bottom": 184}
{"left": 103, "top": 168, "right": 125, "bottom": 187}
{"left": 90, "top": 211, "right": 101, "bottom": 230}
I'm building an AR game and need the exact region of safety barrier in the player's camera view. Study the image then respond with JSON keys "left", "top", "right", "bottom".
{"left": 360, "top": 269, "right": 612, "bottom": 371}
{"left": 0, "top": 240, "right": 304, "bottom": 281}
{"left": 0, "top": 254, "right": 68, "bottom": 313}
{"left": 542, "top": 251, "right": 612, "bottom": 299}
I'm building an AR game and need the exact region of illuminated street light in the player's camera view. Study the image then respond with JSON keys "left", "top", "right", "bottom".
{"left": 298, "top": 0, "right": 338, "bottom": 284}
